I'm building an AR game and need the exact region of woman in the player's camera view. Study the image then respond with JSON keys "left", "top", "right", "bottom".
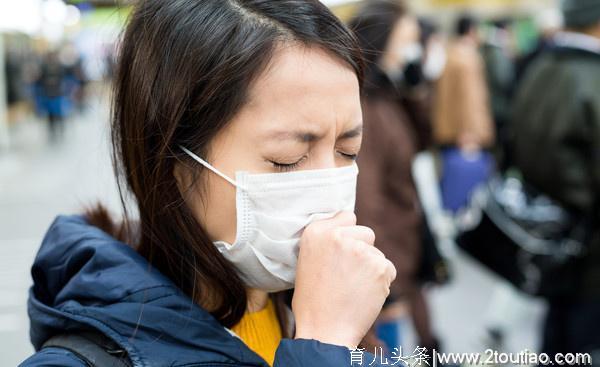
{"left": 21, "top": 1, "right": 396, "bottom": 366}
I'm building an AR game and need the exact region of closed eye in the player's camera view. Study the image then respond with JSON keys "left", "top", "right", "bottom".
{"left": 269, "top": 151, "right": 356, "bottom": 172}
{"left": 269, "top": 157, "right": 306, "bottom": 172}
{"left": 339, "top": 152, "right": 358, "bottom": 161}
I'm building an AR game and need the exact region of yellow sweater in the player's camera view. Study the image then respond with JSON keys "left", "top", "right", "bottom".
{"left": 231, "top": 299, "right": 282, "bottom": 366}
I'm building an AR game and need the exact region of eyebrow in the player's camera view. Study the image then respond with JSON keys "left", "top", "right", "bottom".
{"left": 266, "top": 124, "right": 363, "bottom": 143}
{"left": 338, "top": 124, "right": 363, "bottom": 140}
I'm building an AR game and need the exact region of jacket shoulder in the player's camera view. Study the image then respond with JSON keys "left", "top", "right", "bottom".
{"left": 19, "top": 347, "right": 87, "bottom": 367}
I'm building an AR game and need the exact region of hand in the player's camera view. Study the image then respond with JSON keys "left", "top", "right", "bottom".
{"left": 292, "top": 211, "right": 396, "bottom": 349}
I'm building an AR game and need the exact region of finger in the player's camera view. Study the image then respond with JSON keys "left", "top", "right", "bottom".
{"left": 385, "top": 259, "right": 397, "bottom": 283}
{"left": 349, "top": 239, "right": 386, "bottom": 258}
{"left": 352, "top": 242, "right": 395, "bottom": 282}
{"left": 366, "top": 244, "right": 386, "bottom": 259}
{"left": 318, "top": 211, "right": 356, "bottom": 229}
{"left": 337, "top": 225, "right": 375, "bottom": 245}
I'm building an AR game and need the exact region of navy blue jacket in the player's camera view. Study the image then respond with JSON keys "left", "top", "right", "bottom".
{"left": 20, "top": 215, "right": 383, "bottom": 366}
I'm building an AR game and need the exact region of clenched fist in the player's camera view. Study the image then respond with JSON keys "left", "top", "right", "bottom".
{"left": 292, "top": 211, "right": 396, "bottom": 349}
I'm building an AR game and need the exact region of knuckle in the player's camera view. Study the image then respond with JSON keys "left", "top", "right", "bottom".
{"left": 305, "top": 220, "right": 325, "bottom": 239}
{"left": 365, "top": 227, "right": 376, "bottom": 243}
{"left": 375, "top": 261, "right": 388, "bottom": 278}
{"left": 372, "top": 246, "right": 385, "bottom": 258}
{"left": 364, "top": 250, "right": 384, "bottom": 274}
{"left": 356, "top": 225, "right": 376, "bottom": 244}
{"left": 331, "top": 226, "right": 345, "bottom": 246}
{"left": 387, "top": 260, "right": 397, "bottom": 281}
{"left": 340, "top": 211, "right": 357, "bottom": 225}
{"left": 300, "top": 224, "right": 322, "bottom": 251}
{"left": 348, "top": 241, "right": 364, "bottom": 258}
{"left": 303, "top": 222, "right": 318, "bottom": 238}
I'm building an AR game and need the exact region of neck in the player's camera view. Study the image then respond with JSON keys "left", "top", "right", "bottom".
{"left": 246, "top": 288, "right": 269, "bottom": 313}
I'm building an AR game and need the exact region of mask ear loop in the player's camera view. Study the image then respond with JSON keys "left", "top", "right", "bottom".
{"left": 179, "top": 146, "right": 246, "bottom": 190}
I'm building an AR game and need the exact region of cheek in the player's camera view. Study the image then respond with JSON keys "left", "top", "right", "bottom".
{"left": 190, "top": 172, "right": 238, "bottom": 244}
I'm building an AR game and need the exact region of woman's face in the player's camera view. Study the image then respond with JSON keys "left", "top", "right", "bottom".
{"left": 177, "top": 45, "right": 363, "bottom": 244}
{"left": 380, "top": 15, "right": 421, "bottom": 75}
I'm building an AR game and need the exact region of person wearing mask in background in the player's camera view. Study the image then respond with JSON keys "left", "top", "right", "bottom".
{"left": 401, "top": 17, "right": 447, "bottom": 152}
{"left": 432, "top": 15, "right": 496, "bottom": 213}
{"left": 20, "top": 1, "right": 398, "bottom": 366}
{"left": 510, "top": 0, "right": 600, "bottom": 361}
{"left": 349, "top": 0, "right": 440, "bottom": 357}
{"left": 419, "top": 18, "right": 447, "bottom": 87}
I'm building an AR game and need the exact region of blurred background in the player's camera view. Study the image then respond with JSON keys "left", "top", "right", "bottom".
{"left": 0, "top": 0, "right": 596, "bottom": 365}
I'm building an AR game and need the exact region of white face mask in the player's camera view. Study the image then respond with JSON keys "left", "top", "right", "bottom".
{"left": 180, "top": 146, "right": 358, "bottom": 292}
{"left": 400, "top": 42, "right": 424, "bottom": 64}
{"left": 385, "top": 42, "right": 424, "bottom": 83}
{"left": 423, "top": 42, "right": 447, "bottom": 81}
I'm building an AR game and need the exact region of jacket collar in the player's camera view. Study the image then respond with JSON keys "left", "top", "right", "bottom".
{"left": 28, "top": 215, "right": 268, "bottom": 367}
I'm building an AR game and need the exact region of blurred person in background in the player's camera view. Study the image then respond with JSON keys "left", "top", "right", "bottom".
{"left": 508, "top": 9, "right": 563, "bottom": 168}
{"left": 481, "top": 18, "right": 515, "bottom": 164}
{"left": 401, "top": 17, "right": 447, "bottom": 151}
{"left": 433, "top": 14, "right": 495, "bottom": 151}
{"left": 433, "top": 14, "right": 496, "bottom": 213}
{"left": 510, "top": 0, "right": 600, "bottom": 361}
{"left": 36, "top": 51, "right": 69, "bottom": 143}
{"left": 60, "top": 43, "right": 88, "bottom": 114}
{"left": 419, "top": 18, "right": 447, "bottom": 87}
{"left": 349, "top": 0, "right": 441, "bottom": 357}
{"left": 20, "top": 1, "right": 399, "bottom": 366}
{"left": 411, "top": 16, "right": 452, "bottom": 296}
{"left": 515, "top": 8, "right": 564, "bottom": 85}
{"left": 5, "top": 51, "right": 27, "bottom": 110}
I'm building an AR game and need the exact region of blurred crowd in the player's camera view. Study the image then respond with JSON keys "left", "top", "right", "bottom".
{"left": 348, "top": 0, "right": 599, "bottom": 363}
{"left": 3, "top": 38, "right": 115, "bottom": 143}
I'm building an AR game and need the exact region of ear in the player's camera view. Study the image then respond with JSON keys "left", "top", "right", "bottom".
{"left": 173, "top": 161, "right": 193, "bottom": 197}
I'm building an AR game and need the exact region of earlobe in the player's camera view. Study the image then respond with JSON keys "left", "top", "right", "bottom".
{"left": 173, "top": 162, "right": 191, "bottom": 197}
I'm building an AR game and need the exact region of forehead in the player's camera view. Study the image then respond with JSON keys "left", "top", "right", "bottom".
{"left": 234, "top": 44, "right": 362, "bottom": 134}
{"left": 389, "top": 16, "right": 420, "bottom": 44}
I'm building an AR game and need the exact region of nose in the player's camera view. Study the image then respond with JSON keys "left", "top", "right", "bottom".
{"left": 309, "top": 148, "right": 351, "bottom": 170}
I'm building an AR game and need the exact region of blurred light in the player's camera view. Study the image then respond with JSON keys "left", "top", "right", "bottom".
{"left": 65, "top": 5, "right": 82, "bottom": 27}
{"left": 0, "top": 0, "right": 43, "bottom": 34}
{"left": 535, "top": 8, "right": 564, "bottom": 32}
{"left": 42, "top": 0, "right": 68, "bottom": 23}
{"left": 39, "top": 0, "right": 83, "bottom": 43}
